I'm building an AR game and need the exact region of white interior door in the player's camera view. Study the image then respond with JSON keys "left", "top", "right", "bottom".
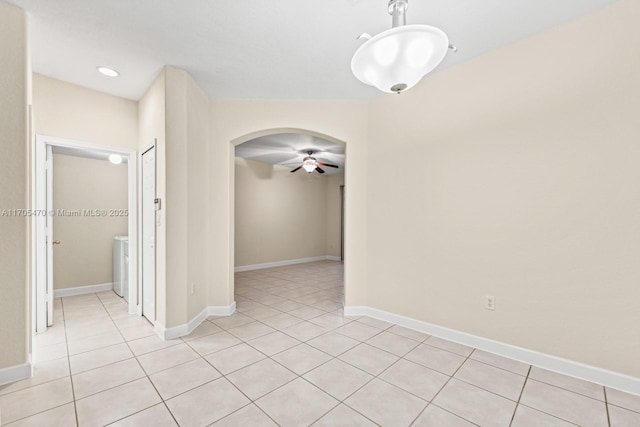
{"left": 141, "top": 145, "right": 156, "bottom": 323}
{"left": 36, "top": 142, "right": 54, "bottom": 332}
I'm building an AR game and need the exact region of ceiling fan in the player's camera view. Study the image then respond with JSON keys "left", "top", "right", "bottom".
{"left": 290, "top": 151, "right": 338, "bottom": 174}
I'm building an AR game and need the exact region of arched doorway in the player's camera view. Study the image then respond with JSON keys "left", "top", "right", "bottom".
{"left": 230, "top": 128, "right": 348, "bottom": 316}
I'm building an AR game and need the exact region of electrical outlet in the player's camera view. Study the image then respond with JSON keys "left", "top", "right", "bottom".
{"left": 485, "top": 295, "right": 496, "bottom": 311}
{"left": 191, "top": 283, "right": 196, "bottom": 295}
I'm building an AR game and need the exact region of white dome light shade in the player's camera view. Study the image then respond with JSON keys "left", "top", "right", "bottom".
{"left": 302, "top": 157, "right": 317, "bottom": 172}
{"left": 351, "top": 24, "right": 449, "bottom": 93}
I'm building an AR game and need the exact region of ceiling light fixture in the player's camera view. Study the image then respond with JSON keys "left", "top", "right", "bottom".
{"left": 290, "top": 151, "right": 339, "bottom": 174}
{"left": 302, "top": 156, "right": 317, "bottom": 173}
{"left": 97, "top": 66, "right": 119, "bottom": 77}
{"left": 108, "top": 154, "right": 123, "bottom": 164}
{"left": 351, "top": 0, "right": 454, "bottom": 94}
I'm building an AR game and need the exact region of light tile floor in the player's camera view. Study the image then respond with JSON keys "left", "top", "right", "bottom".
{"left": 1, "top": 260, "right": 639, "bottom": 426}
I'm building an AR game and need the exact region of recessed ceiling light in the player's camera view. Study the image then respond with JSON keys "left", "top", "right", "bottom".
{"left": 108, "top": 154, "right": 123, "bottom": 164}
{"left": 97, "top": 66, "right": 119, "bottom": 77}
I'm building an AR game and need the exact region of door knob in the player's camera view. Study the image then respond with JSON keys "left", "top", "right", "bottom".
{"left": 52, "top": 240, "right": 61, "bottom": 245}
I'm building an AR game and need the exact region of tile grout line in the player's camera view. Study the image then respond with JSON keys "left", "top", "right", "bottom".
{"left": 408, "top": 346, "right": 478, "bottom": 426}
{"left": 515, "top": 402, "right": 584, "bottom": 426}
{"left": 1, "top": 303, "right": 66, "bottom": 424}
{"left": 19, "top": 262, "right": 627, "bottom": 426}
{"left": 604, "top": 386, "right": 611, "bottom": 427}
{"left": 233, "top": 268, "right": 453, "bottom": 425}
{"left": 60, "top": 297, "right": 81, "bottom": 427}
{"left": 180, "top": 324, "right": 287, "bottom": 425}
{"left": 6, "top": 266, "right": 342, "bottom": 426}
{"left": 525, "top": 377, "right": 610, "bottom": 403}
{"left": 376, "top": 347, "right": 442, "bottom": 426}
{"left": 94, "top": 294, "right": 147, "bottom": 424}
{"left": 506, "top": 371, "right": 597, "bottom": 426}
{"left": 246, "top": 266, "right": 618, "bottom": 426}
{"left": 337, "top": 336, "right": 427, "bottom": 427}
{"left": 6, "top": 298, "right": 80, "bottom": 425}
{"left": 204, "top": 344, "right": 294, "bottom": 425}
{"left": 198, "top": 267, "right": 365, "bottom": 426}
{"left": 291, "top": 318, "right": 433, "bottom": 425}
{"left": 235, "top": 266, "right": 404, "bottom": 425}
{"left": 97, "top": 291, "right": 181, "bottom": 426}
{"left": 508, "top": 364, "right": 531, "bottom": 427}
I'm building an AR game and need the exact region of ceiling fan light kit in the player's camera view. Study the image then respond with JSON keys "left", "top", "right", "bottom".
{"left": 302, "top": 157, "right": 317, "bottom": 172}
{"left": 290, "top": 151, "right": 339, "bottom": 174}
{"left": 351, "top": 0, "right": 451, "bottom": 94}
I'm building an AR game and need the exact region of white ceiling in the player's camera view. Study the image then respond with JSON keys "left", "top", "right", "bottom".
{"left": 6, "top": 0, "right": 621, "bottom": 101}
{"left": 236, "top": 133, "right": 345, "bottom": 175}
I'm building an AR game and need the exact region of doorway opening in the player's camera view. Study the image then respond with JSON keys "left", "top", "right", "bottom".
{"left": 230, "top": 128, "right": 348, "bottom": 309}
{"left": 32, "top": 135, "right": 138, "bottom": 334}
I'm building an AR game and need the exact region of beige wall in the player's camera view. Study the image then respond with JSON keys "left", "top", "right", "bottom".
{"left": 52, "top": 155, "right": 128, "bottom": 289}
{"left": 164, "top": 67, "right": 188, "bottom": 326}
{"left": 366, "top": 0, "right": 640, "bottom": 377}
{"left": 33, "top": 74, "right": 138, "bottom": 150}
{"left": 235, "top": 158, "right": 343, "bottom": 266}
{"left": 138, "top": 70, "right": 166, "bottom": 324}
{"left": 163, "top": 66, "right": 211, "bottom": 324}
{"left": 139, "top": 67, "right": 211, "bottom": 328}
{"left": 0, "top": 2, "right": 30, "bottom": 371}
{"left": 182, "top": 67, "right": 210, "bottom": 321}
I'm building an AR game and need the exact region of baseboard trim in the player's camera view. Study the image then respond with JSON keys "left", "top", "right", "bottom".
{"left": 154, "top": 302, "right": 236, "bottom": 340}
{"left": 208, "top": 301, "right": 237, "bottom": 317}
{"left": 54, "top": 282, "right": 114, "bottom": 298}
{"left": 344, "top": 305, "right": 640, "bottom": 396}
{"left": 235, "top": 256, "right": 341, "bottom": 272}
{"left": 0, "top": 362, "right": 32, "bottom": 386}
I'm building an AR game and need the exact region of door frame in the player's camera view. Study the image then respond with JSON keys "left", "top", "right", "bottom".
{"left": 230, "top": 128, "right": 348, "bottom": 305}
{"left": 33, "top": 135, "right": 138, "bottom": 333}
{"left": 140, "top": 142, "right": 156, "bottom": 323}
{"left": 340, "top": 184, "right": 345, "bottom": 261}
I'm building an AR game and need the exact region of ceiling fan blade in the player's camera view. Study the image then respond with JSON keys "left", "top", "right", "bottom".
{"left": 315, "top": 167, "right": 325, "bottom": 174}
{"left": 290, "top": 165, "right": 303, "bottom": 173}
{"left": 317, "top": 162, "right": 339, "bottom": 168}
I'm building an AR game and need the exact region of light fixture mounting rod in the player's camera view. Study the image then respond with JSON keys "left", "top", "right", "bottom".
{"left": 388, "top": 0, "right": 408, "bottom": 28}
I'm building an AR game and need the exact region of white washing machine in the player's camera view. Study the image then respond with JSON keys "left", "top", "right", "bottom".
{"left": 113, "top": 236, "right": 129, "bottom": 301}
